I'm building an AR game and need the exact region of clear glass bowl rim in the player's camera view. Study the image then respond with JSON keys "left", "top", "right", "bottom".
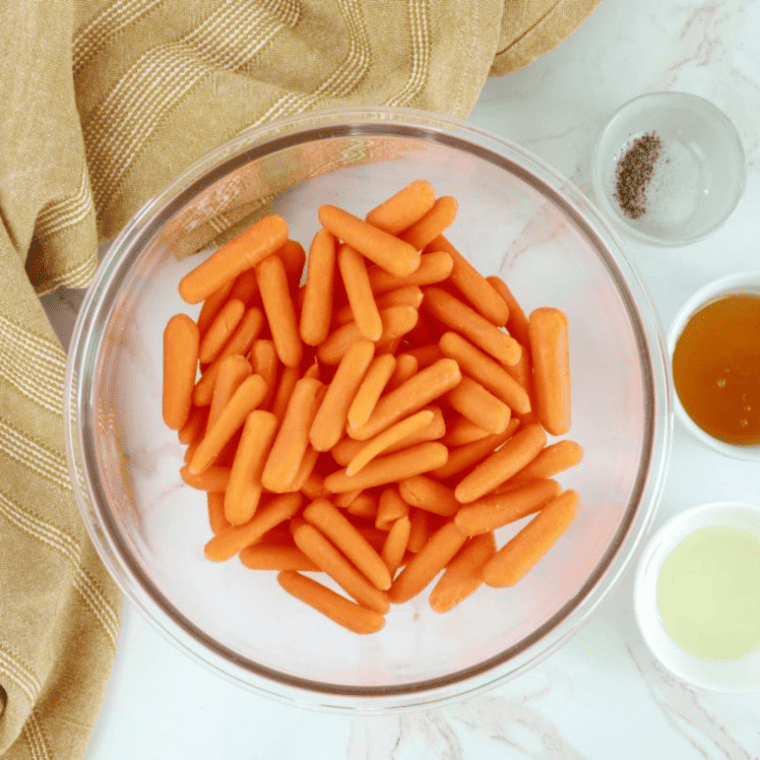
{"left": 64, "top": 105, "right": 672, "bottom": 712}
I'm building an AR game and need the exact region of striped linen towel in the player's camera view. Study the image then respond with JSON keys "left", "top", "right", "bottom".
{"left": 0, "top": 0, "right": 600, "bottom": 756}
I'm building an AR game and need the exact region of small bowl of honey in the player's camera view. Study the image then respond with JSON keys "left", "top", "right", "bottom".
{"left": 634, "top": 501, "right": 760, "bottom": 693}
{"left": 668, "top": 270, "right": 760, "bottom": 461}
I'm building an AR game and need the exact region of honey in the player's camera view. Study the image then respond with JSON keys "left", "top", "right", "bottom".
{"left": 672, "top": 292, "right": 760, "bottom": 446}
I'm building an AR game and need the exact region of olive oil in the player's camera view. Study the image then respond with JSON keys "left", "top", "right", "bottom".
{"left": 672, "top": 293, "right": 760, "bottom": 446}
{"left": 657, "top": 526, "right": 760, "bottom": 660}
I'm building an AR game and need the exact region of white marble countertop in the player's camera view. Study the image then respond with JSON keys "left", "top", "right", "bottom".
{"left": 43, "top": 0, "right": 760, "bottom": 756}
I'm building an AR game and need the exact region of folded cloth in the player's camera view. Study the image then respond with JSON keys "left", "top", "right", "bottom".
{"left": 0, "top": 0, "right": 600, "bottom": 756}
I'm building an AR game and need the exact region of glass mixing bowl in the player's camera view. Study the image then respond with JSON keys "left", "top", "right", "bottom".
{"left": 64, "top": 107, "right": 671, "bottom": 711}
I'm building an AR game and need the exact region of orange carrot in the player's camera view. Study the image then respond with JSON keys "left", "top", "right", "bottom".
{"left": 445, "top": 375, "right": 512, "bottom": 435}
{"left": 428, "top": 421, "right": 519, "bottom": 481}
{"left": 365, "top": 180, "right": 436, "bottom": 234}
{"left": 318, "top": 204, "right": 421, "bottom": 277}
{"left": 162, "top": 314, "right": 199, "bottom": 430}
{"left": 398, "top": 196, "right": 458, "bottom": 251}
{"left": 204, "top": 492, "right": 303, "bottom": 562}
{"left": 350, "top": 358, "right": 461, "bottom": 441}
{"left": 207, "top": 492, "right": 231, "bottom": 535}
{"left": 346, "top": 353, "right": 397, "bottom": 431}
{"left": 381, "top": 515, "right": 411, "bottom": 575}
{"left": 316, "top": 305, "right": 418, "bottom": 366}
{"left": 277, "top": 571, "right": 385, "bottom": 634}
{"left": 290, "top": 521, "right": 390, "bottom": 614}
{"left": 346, "top": 409, "right": 434, "bottom": 476}
{"left": 179, "top": 214, "right": 289, "bottom": 304}
{"left": 508, "top": 440, "right": 584, "bottom": 486}
{"left": 454, "top": 423, "right": 547, "bottom": 503}
{"left": 346, "top": 492, "right": 379, "bottom": 521}
{"left": 240, "top": 544, "right": 319, "bottom": 572}
{"left": 256, "top": 253, "right": 303, "bottom": 368}
{"left": 407, "top": 508, "right": 436, "bottom": 553}
{"left": 299, "top": 228, "right": 337, "bottom": 346}
{"left": 198, "top": 284, "right": 237, "bottom": 343}
{"left": 180, "top": 464, "right": 231, "bottom": 492}
{"left": 224, "top": 410, "right": 278, "bottom": 525}
{"left": 337, "top": 243, "right": 383, "bottom": 341}
{"left": 367, "top": 252, "right": 454, "bottom": 295}
{"left": 270, "top": 364, "right": 300, "bottom": 423}
{"left": 261, "top": 376, "right": 323, "bottom": 493}
{"left": 427, "top": 235, "right": 510, "bottom": 326}
{"left": 309, "top": 339, "right": 375, "bottom": 452}
{"left": 333, "top": 285, "right": 424, "bottom": 328}
{"left": 483, "top": 490, "right": 580, "bottom": 587}
{"left": 485, "top": 275, "right": 530, "bottom": 345}
{"left": 278, "top": 239, "right": 306, "bottom": 292}
{"left": 189, "top": 374, "right": 268, "bottom": 474}
{"left": 529, "top": 307, "right": 571, "bottom": 436}
{"left": 249, "top": 339, "right": 280, "bottom": 409}
{"left": 178, "top": 405, "right": 208, "bottom": 446}
{"left": 388, "top": 521, "right": 467, "bottom": 604}
{"left": 207, "top": 354, "right": 252, "bottom": 430}
{"left": 386, "top": 352, "right": 418, "bottom": 392}
{"left": 323, "top": 442, "right": 448, "bottom": 493}
{"left": 228, "top": 268, "right": 260, "bottom": 307}
{"left": 428, "top": 532, "right": 496, "bottom": 612}
{"left": 438, "top": 331, "right": 531, "bottom": 415}
{"left": 198, "top": 298, "right": 245, "bottom": 364}
{"left": 422, "top": 287, "right": 521, "bottom": 367}
{"left": 299, "top": 469, "right": 328, "bottom": 502}
{"left": 332, "top": 489, "right": 364, "bottom": 509}
{"left": 291, "top": 445, "right": 321, "bottom": 493}
{"left": 375, "top": 486, "right": 410, "bottom": 531}
{"left": 454, "top": 478, "right": 562, "bottom": 536}
{"left": 398, "top": 474, "right": 459, "bottom": 517}
{"left": 441, "top": 416, "right": 490, "bottom": 447}
{"left": 303, "top": 498, "right": 392, "bottom": 590}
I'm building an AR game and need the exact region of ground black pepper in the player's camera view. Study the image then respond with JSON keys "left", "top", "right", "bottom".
{"left": 614, "top": 131, "right": 662, "bottom": 219}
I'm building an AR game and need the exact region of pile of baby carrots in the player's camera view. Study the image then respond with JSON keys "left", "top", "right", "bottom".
{"left": 162, "top": 180, "right": 583, "bottom": 635}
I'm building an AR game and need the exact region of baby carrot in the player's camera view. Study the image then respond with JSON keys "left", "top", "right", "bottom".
{"left": 224, "top": 410, "right": 278, "bottom": 525}
{"left": 422, "top": 287, "right": 521, "bottom": 366}
{"left": 483, "top": 490, "right": 580, "bottom": 587}
{"left": 228, "top": 268, "right": 260, "bottom": 307}
{"left": 438, "top": 331, "right": 531, "bottom": 415}
{"left": 486, "top": 275, "right": 530, "bottom": 346}
{"left": 367, "top": 252, "right": 454, "bottom": 295}
{"left": 303, "top": 498, "right": 392, "bottom": 590}
{"left": 529, "top": 307, "right": 571, "bottom": 436}
{"left": 189, "top": 374, "right": 268, "bottom": 474}
{"left": 428, "top": 532, "right": 496, "bottom": 613}
{"left": 407, "top": 508, "right": 436, "bottom": 553}
{"left": 261, "top": 376, "right": 323, "bottom": 493}
{"left": 428, "top": 422, "right": 519, "bottom": 481}
{"left": 388, "top": 520, "right": 467, "bottom": 604}
{"left": 318, "top": 204, "right": 421, "bottom": 277}
{"left": 332, "top": 489, "right": 364, "bottom": 509}
{"left": 279, "top": 239, "right": 306, "bottom": 292}
{"left": 180, "top": 464, "right": 230, "bottom": 492}
{"left": 270, "top": 364, "right": 300, "bottom": 423}
{"left": 337, "top": 243, "right": 383, "bottom": 341}
{"left": 386, "top": 352, "right": 418, "bottom": 392}
{"left": 198, "top": 298, "right": 245, "bottom": 364}
{"left": 454, "top": 423, "right": 547, "bottom": 504}
{"left": 445, "top": 375, "right": 512, "bottom": 435}
{"left": 427, "top": 235, "right": 510, "bottom": 327}
{"left": 399, "top": 344, "right": 444, "bottom": 369}
{"left": 365, "top": 179, "right": 436, "bottom": 234}
{"left": 196, "top": 280, "right": 236, "bottom": 337}
{"left": 178, "top": 405, "right": 208, "bottom": 446}
{"left": 257, "top": 253, "right": 302, "bottom": 368}
{"left": 207, "top": 354, "right": 251, "bottom": 431}
{"left": 204, "top": 492, "right": 303, "bottom": 562}
{"left": 179, "top": 214, "right": 289, "bottom": 304}
{"left": 163, "top": 313, "right": 199, "bottom": 430}
{"left": 333, "top": 285, "right": 424, "bottom": 328}
{"left": 310, "top": 339, "right": 375, "bottom": 452}
{"left": 299, "top": 228, "right": 337, "bottom": 346}
{"left": 454, "top": 478, "right": 562, "bottom": 536}
{"left": 398, "top": 474, "right": 459, "bottom": 517}
{"left": 291, "top": 521, "right": 390, "bottom": 614}
{"left": 345, "top": 409, "right": 434, "bottom": 476}
{"left": 207, "top": 492, "right": 231, "bottom": 535}
{"left": 381, "top": 515, "right": 411, "bottom": 575}
{"left": 277, "top": 571, "right": 385, "bottom": 635}
{"left": 398, "top": 196, "right": 458, "bottom": 251}
{"left": 441, "top": 416, "right": 490, "bottom": 447}
{"left": 350, "top": 358, "right": 462, "bottom": 441}
{"left": 324, "top": 442, "right": 449, "bottom": 493}
{"left": 346, "top": 492, "right": 379, "bottom": 521}
{"left": 375, "top": 486, "right": 410, "bottom": 531}
{"left": 346, "top": 353, "right": 397, "bottom": 431}
{"left": 249, "top": 339, "right": 280, "bottom": 409}
{"left": 240, "top": 544, "right": 319, "bottom": 572}
{"left": 508, "top": 440, "right": 584, "bottom": 486}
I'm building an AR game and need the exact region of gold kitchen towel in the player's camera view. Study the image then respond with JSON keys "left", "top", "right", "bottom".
{"left": 0, "top": 0, "right": 600, "bottom": 756}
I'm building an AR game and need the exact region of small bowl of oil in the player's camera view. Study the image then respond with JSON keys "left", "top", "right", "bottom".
{"left": 668, "top": 270, "right": 760, "bottom": 461}
{"left": 634, "top": 501, "right": 760, "bottom": 692}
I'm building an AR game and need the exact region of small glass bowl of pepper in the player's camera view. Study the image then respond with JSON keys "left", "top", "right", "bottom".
{"left": 591, "top": 92, "right": 745, "bottom": 247}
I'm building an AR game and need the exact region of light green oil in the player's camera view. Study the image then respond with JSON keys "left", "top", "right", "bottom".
{"left": 656, "top": 525, "right": 760, "bottom": 661}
